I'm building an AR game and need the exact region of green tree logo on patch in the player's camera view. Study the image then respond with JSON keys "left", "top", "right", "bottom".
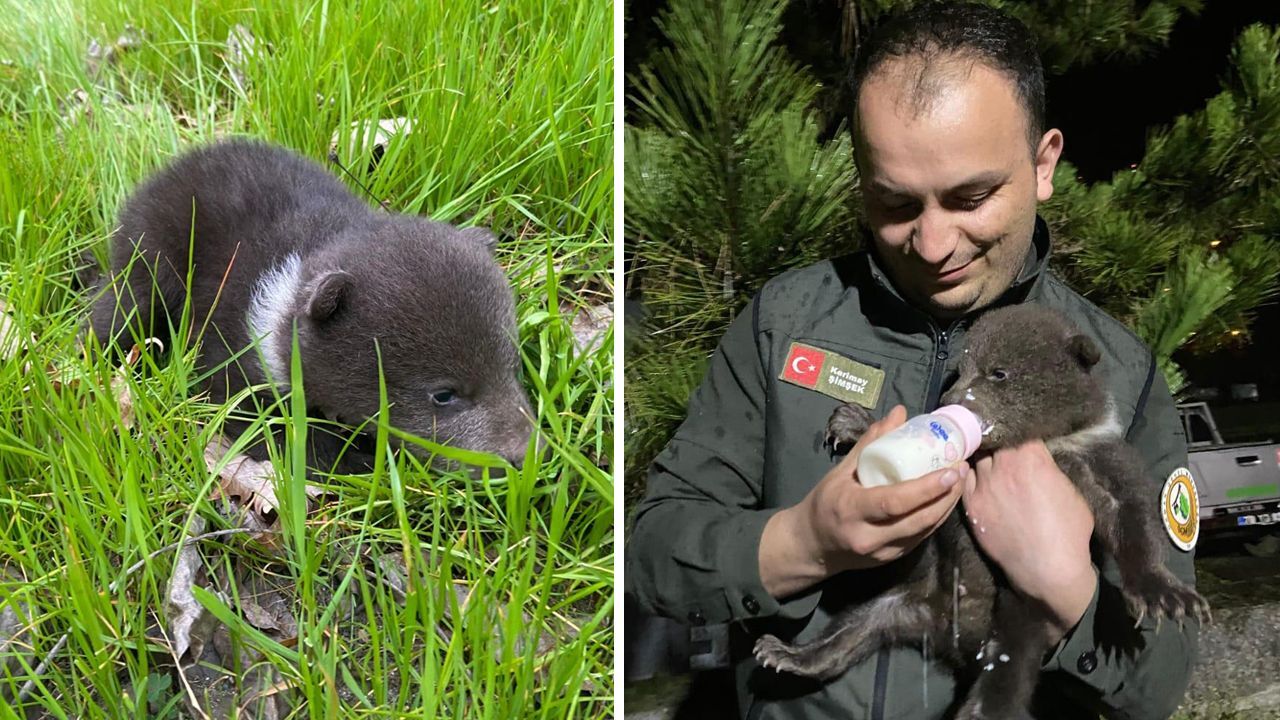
{"left": 1173, "top": 484, "right": 1190, "bottom": 523}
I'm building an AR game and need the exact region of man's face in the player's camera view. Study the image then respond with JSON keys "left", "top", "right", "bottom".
{"left": 855, "top": 58, "right": 1062, "bottom": 319}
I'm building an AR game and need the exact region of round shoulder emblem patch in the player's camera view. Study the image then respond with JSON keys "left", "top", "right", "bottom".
{"left": 1161, "top": 467, "right": 1199, "bottom": 551}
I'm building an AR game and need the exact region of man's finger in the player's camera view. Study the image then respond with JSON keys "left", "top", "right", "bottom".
{"left": 886, "top": 404, "right": 908, "bottom": 425}
{"left": 861, "top": 465, "right": 963, "bottom": 521}
{"left": 962, "top": 466, "right": 978, "bottom": 499}
{"left": 900, "top": 477, "right": 964, "bottom": 535}
{"left": 876, "top": 521, "right": 947, "bottom": 561}
{"left": 865, "top": 483, "right": 963, "bottom": 549}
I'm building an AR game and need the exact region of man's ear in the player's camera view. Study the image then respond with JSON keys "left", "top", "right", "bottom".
{"left": 1035, "top": 128, "right": 1065, "bottom": 202}
{"left": 306, "top": 271, "right": 353, "bottom": 322}
{"left": 1067, "top": 333, "right": 1101, "bottom": 370}
{"left": 459, "top": 226, "right": 498, "bottom": 253}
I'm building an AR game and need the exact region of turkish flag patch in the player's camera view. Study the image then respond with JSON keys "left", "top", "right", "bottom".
{"left": 778, "top": 341, "right": 886, "bottom": 408}
{"left": 783, "top": 344, "right": 826, "bottom": 388}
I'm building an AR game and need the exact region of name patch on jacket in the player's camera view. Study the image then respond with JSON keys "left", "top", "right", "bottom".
{"left": 780, "top": 342, "right": 884, "bottom": 409}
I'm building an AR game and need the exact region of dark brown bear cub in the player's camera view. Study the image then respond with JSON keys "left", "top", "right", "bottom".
{"left": 91, "top": 139, "right": 533, "bottom": 473}
{"left": 753, "top": 304, "right": 1208, "bottom": 720}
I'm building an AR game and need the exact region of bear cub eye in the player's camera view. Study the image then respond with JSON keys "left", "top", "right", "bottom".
{"left": 430, "top": 389, "right": 459, "bottom": 407}
{"left": 987, "top": 369, "right": 1009, "bottom": 382}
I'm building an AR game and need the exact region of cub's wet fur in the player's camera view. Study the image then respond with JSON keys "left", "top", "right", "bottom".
{"left": 91, "top": 139, "right": 532, "bottom": 473}
{"left": 753, "top": 304, "right": 1208, "bottom": 720}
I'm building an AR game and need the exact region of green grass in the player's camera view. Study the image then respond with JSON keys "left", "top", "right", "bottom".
{"left": 0, "top": 0, "right": 613, "bottom": 717}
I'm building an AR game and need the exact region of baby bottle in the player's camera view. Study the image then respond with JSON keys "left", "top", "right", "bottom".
{"left": 856, "top": 405, "right": 982, "bottom": 487}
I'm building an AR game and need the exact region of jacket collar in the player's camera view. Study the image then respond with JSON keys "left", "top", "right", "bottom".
{"left": 863, "top": 215, "right": 1052, "bottom": 318}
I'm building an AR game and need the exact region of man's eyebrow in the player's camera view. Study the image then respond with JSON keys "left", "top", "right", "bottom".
{"left": 866, "top": 172, "right": 1008, "bottom": 196}
{"left": 948, "top": 172, "right": 1008, "bottom": 193}
{"left": 866, "top": 178, "right": 907, "bottom": 195}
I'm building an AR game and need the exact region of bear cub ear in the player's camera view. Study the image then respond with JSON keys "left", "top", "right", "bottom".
{"left": 306, "top": 271, "right": 354, "bottom": 322}
{"left": 1067, "top": 333, "right": 1102, "bottom": 370}
{"left": 458, "top": 226, "right": 498, "bottom": 253}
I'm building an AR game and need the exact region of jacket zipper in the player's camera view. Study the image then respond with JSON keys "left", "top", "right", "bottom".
{"left": 871, "top": 318, "right": 960, "bottom": 720}
{"left": 871, "top": 647, "right": 890, "bottom": 720}
{"left": 925, "top": 320, "right": 959, "bottom": 409}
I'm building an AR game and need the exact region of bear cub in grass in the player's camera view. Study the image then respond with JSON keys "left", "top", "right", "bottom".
{"left": 753, "top": 304, "right": 1209, "bottom": 720}
{"left": 91, "top": 139, "right": 532, "bottom": 473}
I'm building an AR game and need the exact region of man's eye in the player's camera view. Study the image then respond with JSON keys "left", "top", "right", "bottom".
{"left": 876, "top": 197, "right": 917, "bottom": 213}
{"left": 955, "top": 193, "right": 991, "bottom": 211}
{"left": 430, "top": 389, "right": 458, "bottom": 406}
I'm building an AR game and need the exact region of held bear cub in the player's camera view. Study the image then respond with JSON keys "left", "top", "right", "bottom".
{"left": 91, "top": 139, "right": 533, "bottom": 473}
{"left": 753, "top": 304, "right": 1208, "bottom": 720}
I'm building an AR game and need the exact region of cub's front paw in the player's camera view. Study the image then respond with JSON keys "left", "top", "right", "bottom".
{"left": 825, "top": 404, "right": 875, "bottom": 453}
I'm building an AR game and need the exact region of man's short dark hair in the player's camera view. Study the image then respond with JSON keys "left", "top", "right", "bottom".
{"left": 851, "top": 2, "right": 1045, "bottom": 152}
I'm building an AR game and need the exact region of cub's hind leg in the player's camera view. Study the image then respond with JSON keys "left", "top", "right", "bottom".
{"left": 955, "top": 590, "right": 1051, "bottom": 720}
{"left": 1057, "top": 449, "right": 1210, "bottom": 626}
{"left": 754, "top": 591, "right": 939, "bottom": 681}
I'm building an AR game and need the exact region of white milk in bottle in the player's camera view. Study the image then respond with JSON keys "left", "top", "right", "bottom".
{"left": 857, "top": 405, "right": 982, "bottom": 487}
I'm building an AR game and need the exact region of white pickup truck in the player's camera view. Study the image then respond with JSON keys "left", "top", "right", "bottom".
{"left": 1180, "top": 402, "right": 1280, "bottom": 534}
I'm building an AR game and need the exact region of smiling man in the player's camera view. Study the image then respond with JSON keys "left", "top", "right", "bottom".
{"left": 858, "top": 59, "right": 1057, "bottom": 318}
{"left": 627, "top": 3, "right": 1199, "bottom": 719}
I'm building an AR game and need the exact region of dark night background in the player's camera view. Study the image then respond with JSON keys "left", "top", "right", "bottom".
{"left": 1045, "top": 2, "right": 1280, "bottom": 407}
{"left": 626, "top": 0, "right": 1280, "bottom": 411}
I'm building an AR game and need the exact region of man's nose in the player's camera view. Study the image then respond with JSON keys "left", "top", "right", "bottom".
{"left": 911, "top": 207, "right": 957, "bottom": 265}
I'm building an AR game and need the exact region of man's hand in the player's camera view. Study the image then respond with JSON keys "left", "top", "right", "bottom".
{"left": 760, "top": 405, "right": 965, "bottom": 599}
{"left": 963, "top": 441, "right": 1098, "bottom": 642}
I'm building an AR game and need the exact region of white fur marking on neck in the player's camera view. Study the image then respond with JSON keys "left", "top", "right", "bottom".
{"left": 1046, "top": 399, "right": 1124, "bottom": 454}
{"left": 246, "top": 253, "right": 301, "bottom": 386}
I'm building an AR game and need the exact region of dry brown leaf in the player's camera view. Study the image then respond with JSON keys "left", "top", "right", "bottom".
{"left": 233, "top": 567, "right": 298, "bottom": 641}
{"left": 164, "top": 517, "right": 219, "bottom": 663}
{"left": 237, "top": 672, "right": 288, "bottom": 720}
{"left": 110, "top": 338, "right": 162, "bottom": 430}
{"left": 0, "top": 300, "right": 33, "bottom": 364}
{"left": 568, "top": 302, "right": 612, "bottom": 355}
{"left": 204, "top": 437, "right": 280, "bottom": 517}
{"left": 225, "top": 24, "right": 257, "bottom": 94}
{"left": 85, "top": 25, "right": 142, "bottom": 81}
{"left": 110, "top": 373, "right": 135, "bottom": 429}
{"left": 0, "top": 301, "right": 17, "bottom": 360}
{"left": 375, "top": 552, "right": 409, "bottom": 601}
{"left": 204, "top": 435, "right": 325, "bottom": 520}
{"left": 239, "top": 596, "right": 281, "bottom": 632}
{"left": 0, "top": 569, "right": 32, "bottom": 678}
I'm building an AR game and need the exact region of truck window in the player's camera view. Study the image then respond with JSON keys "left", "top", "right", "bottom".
{"left": 1186, "top": 414, "right": 1212, "bottom": 444}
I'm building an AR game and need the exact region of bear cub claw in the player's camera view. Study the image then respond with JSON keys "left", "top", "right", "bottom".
{"left": 1122, "top": 570, "right": 1212, "bottom": 628}
{"left": 825, "top": 403, "right": 874, "bottom": 453}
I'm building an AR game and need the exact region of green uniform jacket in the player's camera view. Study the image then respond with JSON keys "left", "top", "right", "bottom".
{"left": 627, "top": 219, "right": 1199, "bottom": 719}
